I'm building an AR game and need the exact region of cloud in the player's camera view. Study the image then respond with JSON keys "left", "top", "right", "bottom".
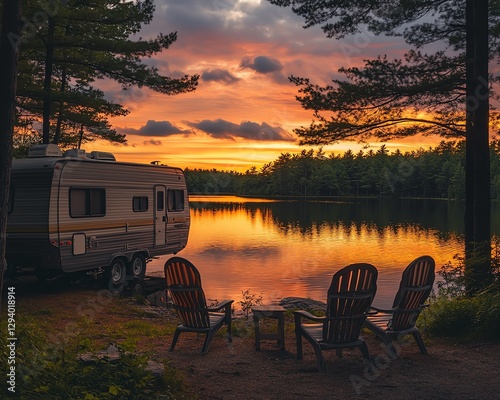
{"left": 240, "top": 55, "right": 289, "bottom": 84}
{"left": 120, "top": 120, "right": 190, "bottom": 137}
{"left": 143, "top": 139, "right": 163, "bottom": 146}
{"left": 201, "top": 68, "right": 240, "bottom": 84}
{"left": 186, "top": 119, "right": 295, "bottom": 141}
{"left": 241, "top": 55, "right": 283, "bottom": 73}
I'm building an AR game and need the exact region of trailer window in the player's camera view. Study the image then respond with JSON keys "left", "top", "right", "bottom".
{"left": 168, "top": 189, "right": 184, "bottom": 212}
{"left": 70, "top": 188, "right": 105, "bottom": 217}
{"left": 156, "top": 191, "right": 164, "bottom": 211}
{"left": 133, "top": 196, "right": 148, "bottom": 212}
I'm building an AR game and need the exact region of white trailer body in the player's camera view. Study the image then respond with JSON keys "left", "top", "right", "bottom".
{"left": 6, "top": 145, "right": 190, "bottom": 283}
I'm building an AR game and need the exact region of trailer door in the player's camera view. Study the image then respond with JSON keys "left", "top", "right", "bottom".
{"left": 154, "top": 185, "right": 167, "bottom": 246}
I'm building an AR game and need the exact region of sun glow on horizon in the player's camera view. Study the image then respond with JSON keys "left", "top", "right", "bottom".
{"left": 88, "top": 132, "right": 444, "bottom": 172}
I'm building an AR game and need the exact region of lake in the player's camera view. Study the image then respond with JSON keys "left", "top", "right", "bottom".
{"left": 147, "top": 196, "right": 488, "bottom": 310}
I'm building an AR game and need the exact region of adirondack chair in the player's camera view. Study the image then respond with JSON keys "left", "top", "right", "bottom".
{"left": 294, "top": 263, "right": 378, "bottom": 372}
{"left": 364, "top": 255, "right": 435, "bottom": 359}
{"left": 164, "top": 257, "right": 233, "bottom": 354}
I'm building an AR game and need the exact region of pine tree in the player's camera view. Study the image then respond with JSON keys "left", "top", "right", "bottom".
{"left": 268, "top": 0, "right": 497, "bottom": 292}
{"left": 6, "top": 0, "right": 198, "bottom": 147}
{"left": 0, "top": 0, "right": 22, "bottom": 310}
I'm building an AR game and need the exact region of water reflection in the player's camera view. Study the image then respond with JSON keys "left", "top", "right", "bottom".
{"left": 148, "top": 196, "right": 466, "bottom": 309}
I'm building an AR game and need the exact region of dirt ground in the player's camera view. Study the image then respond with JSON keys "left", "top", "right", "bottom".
{"left": 7, "top": 276, "right": 500, "bottom": 400}
{"left": 160, "top": 322, "right": 500, "bottom": 400}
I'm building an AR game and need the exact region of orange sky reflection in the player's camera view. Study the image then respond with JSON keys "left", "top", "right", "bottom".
{"left": 147, "top": 199, "right": 462, "bottom": 309}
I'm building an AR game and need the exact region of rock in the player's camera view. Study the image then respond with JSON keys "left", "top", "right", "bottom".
{"left": 279, "top": 297, "right": 326, "bottom": 313}
{"left": 79, "top": 343, "right": 164, "bottom": 379}
{"left": 79, "top": 342, "right": 121, "bottom": 362}
{"left": 147, "top": 289, "right": 168, "bottom": 307}
{"left": 146, "top": 360, "right": 164, "bottom": 379}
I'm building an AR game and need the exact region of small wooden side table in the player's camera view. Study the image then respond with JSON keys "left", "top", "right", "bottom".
{"left": 252, "top": 305, "right": 286, "bottom": 351}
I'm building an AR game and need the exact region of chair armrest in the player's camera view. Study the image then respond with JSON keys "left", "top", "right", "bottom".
{"left": 208, "top": 299, "right": 233, "bottom": 312}
{"left": 371, "top": 305, "right": 429, "bottom": 313}
{"left": 293, "top": 310, "right": 326, "bottom": 323}
{"left": 369, "top": 306, "right": 396, "bottom": 314}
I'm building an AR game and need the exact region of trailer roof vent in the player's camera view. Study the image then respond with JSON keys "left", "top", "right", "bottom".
{"left": 88, "top": 151, "right": 116, "bottom": 161}
{"left": 63, "top": 149, "right": 87, "bottom": 158}
{"left": 28, "top": 144, "right": 63, "bottom": 158}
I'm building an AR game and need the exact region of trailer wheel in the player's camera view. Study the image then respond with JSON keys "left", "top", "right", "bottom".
{"left": 129, "top": 254, "right": 146, "bottom": 279}
{"left": 132, "top": 281, "right": 144, "bottom": 297}
{"left": 108, "top": 259, "right": 126, "bottom": 286}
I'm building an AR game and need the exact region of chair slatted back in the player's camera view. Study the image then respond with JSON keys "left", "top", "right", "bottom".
{"left": 324, "top": 263, "right": 378, "bottom": 344}
{"left": 164, "top": 257, "right": 210, "bottom": 328}
{"left": 389, "top": 256, "right": 435, "bottom": 331}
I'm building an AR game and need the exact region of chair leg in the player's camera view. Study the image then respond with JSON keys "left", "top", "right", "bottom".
{"left": 299, "top": 331, "right": 326, "bottom": 372}
{"left": 170, "top": 328, "right": 181, "bottom": 352}
{"left": 202, "top": 331, "right": 216, "bottom": 354}
{"left": 311, "top": 343, "right": 326, "bottom": 373}
{"left": 359, "top": 342, "right": 373, "bottom": 372}
{"left": 225, "top": 305, "right": 233, "bottom": 342}
{"left": 336, "top": 349, "right": 343, "bottom": 358}
{"left": 365, "top": 321, "right": 398, "bottom": 359}
{"left": 296, "top": 331, "right": 303, "bottom": 360}
{"left": 411, "top": 330, "right": 428, "bottom": 354}
{"left": 377, "top": 336, "right": 398, "bottom": 360}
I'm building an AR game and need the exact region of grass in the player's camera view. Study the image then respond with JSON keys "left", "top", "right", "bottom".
{"left": 1, "top": 286, "right": 192, "bottom": 399}
{"left": 425, "top": 290, "right": 500, "bottom": 341}
{"left": 423, "top": 250, "right": 500, "bottom": 342}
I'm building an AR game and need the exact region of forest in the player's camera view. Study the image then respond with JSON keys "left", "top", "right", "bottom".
{"left": 185, "top": 140, "right": 500, "bottom": 200}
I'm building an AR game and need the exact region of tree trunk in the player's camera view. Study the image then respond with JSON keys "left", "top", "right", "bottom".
{"left": 77, "top": 123, "right": 85, "bottom": 148}
{"left": 53, "top": 66, "right": 67, "bottom": 144}
{"left": 0, "top": 0, "right": 22, "bottom": 311}
{"left": 464, "top": 0, "right": 475, "bottom": 265}
{"left": 465, "top": 0, "right": 493, "bottom": 294}
{"left": 42, "top": 17, "right": 55, "bottom": 144}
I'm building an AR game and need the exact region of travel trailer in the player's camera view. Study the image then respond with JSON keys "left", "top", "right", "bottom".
{"left": 6, "top": 144, "right": 190, "bottom": 286}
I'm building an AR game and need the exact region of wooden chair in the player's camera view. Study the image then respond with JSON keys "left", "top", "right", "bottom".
{"left": 164, "top": 257, "right": 233, "bottom": 354}
{"left": 294, "top": 263, "right": 378, "bottom": 372}
{"left": 364, "top": 255, "right": 435, "bottom": 358}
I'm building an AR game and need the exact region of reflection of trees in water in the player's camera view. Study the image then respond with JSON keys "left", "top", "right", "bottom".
{"left": 190, "top": 198, "right": 470, "bottom": 237}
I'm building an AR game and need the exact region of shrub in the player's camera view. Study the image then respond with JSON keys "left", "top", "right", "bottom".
{"left": 0, "top": 316, "right": 187, "bottom": 399}
{"left": 426, "top": 291, "right": 500, "bottom": 340}
{"left": 239, "top": 289, "right": 264, "bottom": 319}
{"left": 426, "top": 247, "right": 500, "bottom": 341}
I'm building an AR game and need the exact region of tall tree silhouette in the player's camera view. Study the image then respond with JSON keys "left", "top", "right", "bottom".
{"left": 0, "top": 0, "right": 22, "bottom": 310}
{"left": 268, "top": 0, "right": 496, "bottom": 293}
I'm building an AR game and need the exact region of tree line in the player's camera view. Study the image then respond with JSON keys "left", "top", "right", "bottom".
{"left": 185, "top": 141, "right": 500, "bottom": 200}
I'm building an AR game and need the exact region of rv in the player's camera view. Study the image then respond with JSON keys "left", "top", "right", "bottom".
{"left": 6, "top": 144, "right": 190, "bottom": 286}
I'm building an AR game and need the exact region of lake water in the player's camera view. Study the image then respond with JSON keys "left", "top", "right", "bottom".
{"left": 147, "top": 196, "right": 478, "bottom": 309}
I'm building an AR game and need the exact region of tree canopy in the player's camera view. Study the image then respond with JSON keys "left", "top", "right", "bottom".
{"left": 3, "top": 0, "right": 198, "bottom": 147}
{"left": 268, "top": 0, "right": 497, "bottom": 292}
{"left": 270, "top": 0, "right": 500, "bottom": 145}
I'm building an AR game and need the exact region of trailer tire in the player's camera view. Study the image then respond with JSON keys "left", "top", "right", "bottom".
{"left": 132, "top": 281, "right": 144, "bottom": 297}
{"left": 108, "top": 259, "right": 126, "bottom": 286}
{"left": 129, "top": 254, "right": 146, "bottom": 279}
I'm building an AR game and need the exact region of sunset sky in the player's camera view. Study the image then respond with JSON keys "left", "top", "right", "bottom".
{"left": 94, "top": 0, "right": 442, "bottom": 172}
